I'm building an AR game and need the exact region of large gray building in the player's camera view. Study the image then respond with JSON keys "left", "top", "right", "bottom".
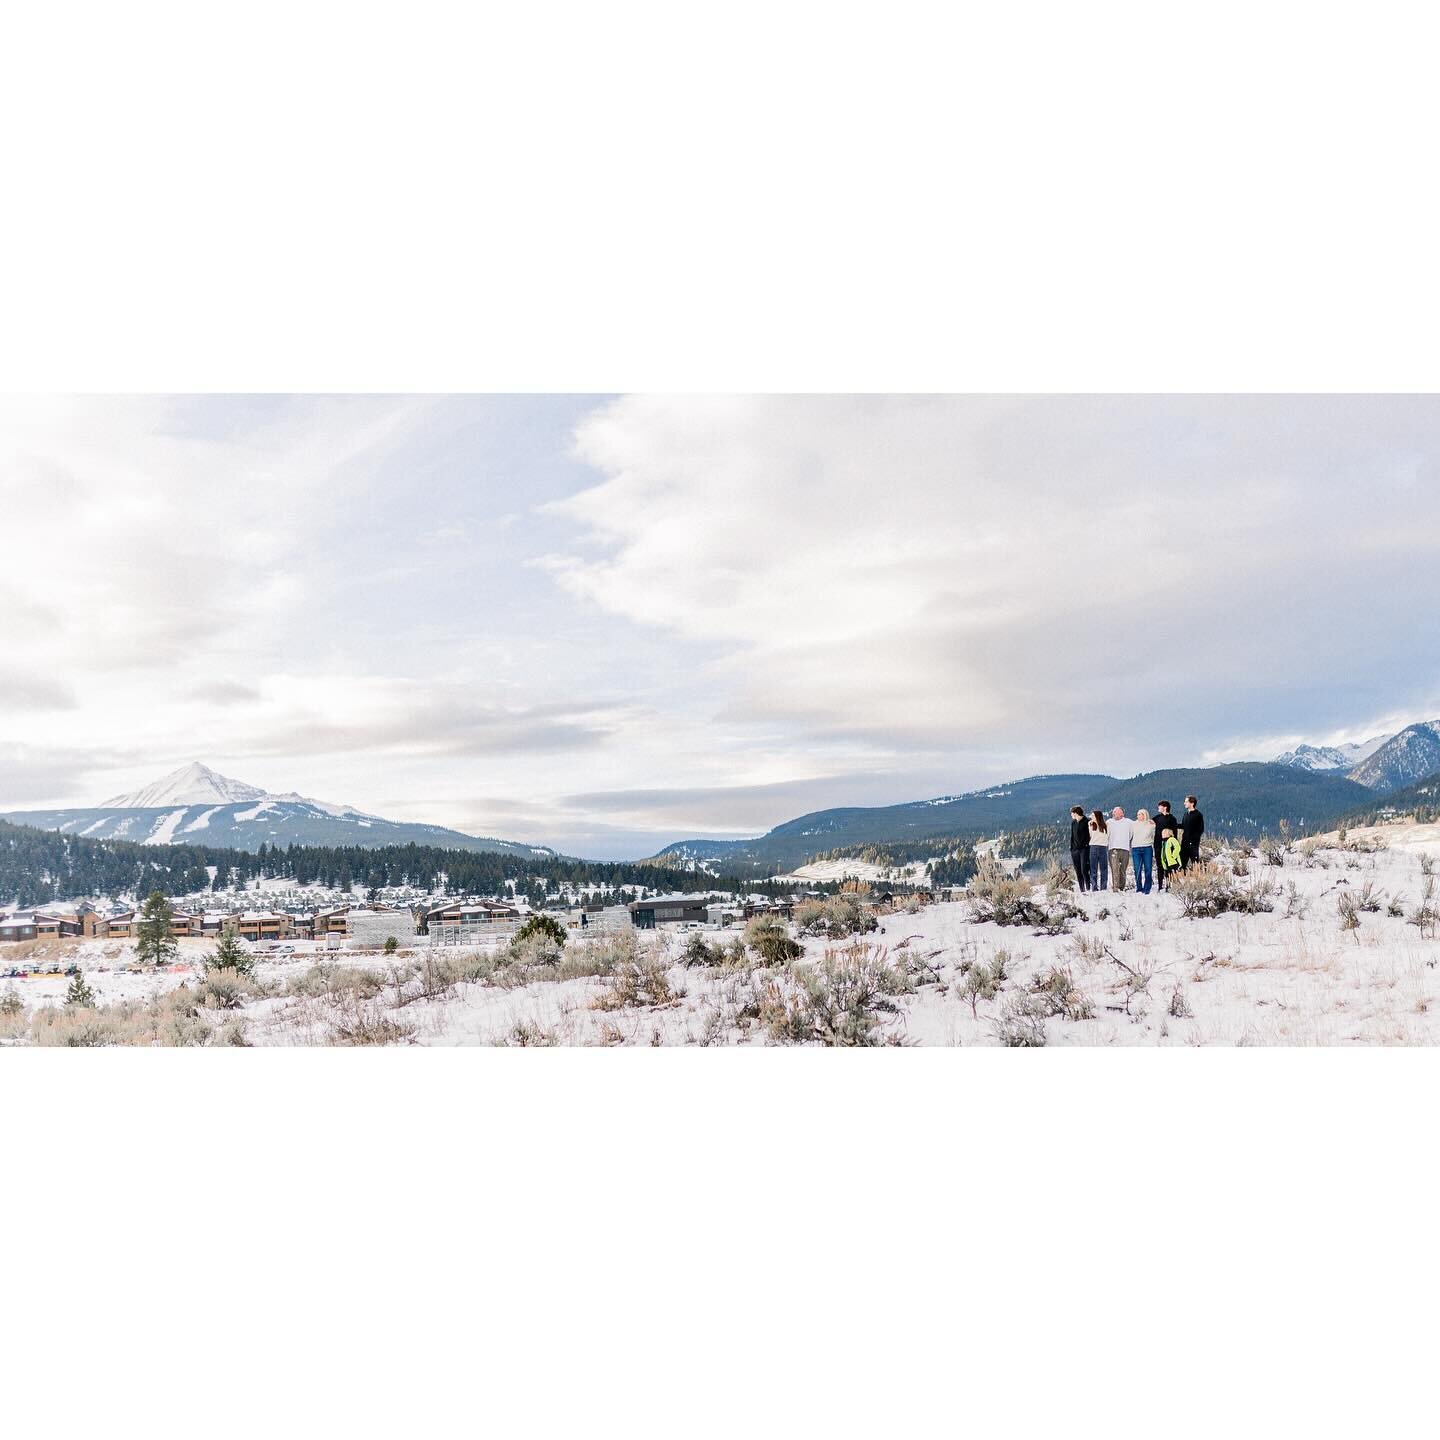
{"left": 628, "top": 894, "right": 712, "bottom": 929}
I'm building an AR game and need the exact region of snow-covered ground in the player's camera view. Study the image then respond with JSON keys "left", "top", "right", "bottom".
{"left": 779, "top": 857, "right": 930, "bottom": 885}
{"left": 6, "top": 824, "right": 1439, "bottom": 1046}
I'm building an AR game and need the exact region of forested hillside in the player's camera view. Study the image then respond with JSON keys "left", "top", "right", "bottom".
{"left": 1339, "top": 769, "right": 1440, "bottom": 826}
{"left": 651, "top": 763, "right": 1373, "bottom": 874}
{"left": 0, "top": 820, "right": 721, "bottom": 909}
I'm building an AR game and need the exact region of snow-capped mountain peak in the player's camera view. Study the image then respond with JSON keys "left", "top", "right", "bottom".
{"left": 100, "top": 762, "right": 269, "bottom": 809}
{"left": 1272, "top": 733, "right": 1393, "bottom": 773}
{"left": 1346, "top": 722, "right": 1440, "bottom": 791}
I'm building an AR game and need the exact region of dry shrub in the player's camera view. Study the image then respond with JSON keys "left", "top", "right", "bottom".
{"left": 28, "top": 985, "right": 220, "bottom": 1047}
{"left": 744, "top": 915, "right": 803, "bottom": 965}
{"left": 1337, "top": 892, "right": 1361, "bottom": 938}
{"left": 1028, "top": 964, "right": 1095, "bottom": 1021}
{"left": 489, "top": 929, "right": 643, "bottom": 989}
{"left": 557, "top": 929, "right": 639, "bottom": 980}
{"left": 0, "top": 983, "right": 25, "bottom": 1040}
{"left": 217, "top": 1017, "right": 250, "bottom": 1046}
{"left": 758, "top": 942, "right": 905, "bottom": 1047}
{"left": 1042, "top": 860, "right": 1075, "bottom": 898}
{"left": 891, "top": 946, "right": 945, "bottom": 989}
{"left": 286, "top": 964, "right": 388, "bottom": 1002}
{"left": 500, "top": 1020, "right": 560, "bottom": 1047}
{"left": 1408, "top": 875, "right": 1438, "bottom": 939}
{"left": 968, "top": 859, "right": 1045, "bottom": 928}
{"left": 680, "top": 933, "right": 724, "bottom": 967}
{"left": 793, "top": 896, "right": 876, "bottom": 938}
{"left": 955, "top": 948, "right": 1013, "bottom": 1017}
{"left": 28, "top": 1007, "right": 122, "bottom": 1047}
{"left": 327, "top": 997, "right": 416, "bottom": 1046}
{"left": 690, "top": 1004, "right": 731, "bottom": 1047}
{"left": 991, "top": 992, "right": 1049, "bottom": 1046}
{"left": 592, "top": 955, "right": 677, "bottom": 1011}
{"left": 506, "top": 930, "right": 563, "bottom": 970}
{"left": 1168, "top": 865, "right": 1276, "bottom": 919}
{"left": 201, "top": 967, "right": 265, "bottom": 1011}
{"left": 415, "top": 952, "right": 465, "bottom": 1001}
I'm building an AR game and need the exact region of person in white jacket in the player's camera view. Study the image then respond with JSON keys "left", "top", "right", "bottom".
{"left": 1106, "top": 806, "right": 1135, "bottom": 891}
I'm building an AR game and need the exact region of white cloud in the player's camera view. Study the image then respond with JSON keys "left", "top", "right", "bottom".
{"left": 548, "top": 395, "right": 1440, "bottom": 764}
{"left": 6, "top": 395, "right": 1440, "bottom": 856}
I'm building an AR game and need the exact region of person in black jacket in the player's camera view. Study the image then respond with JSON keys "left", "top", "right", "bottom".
{"left": 1154, "top": 800, "right": 1182, "bottom": 890}
{"left": 1069, "top": 806, "right": 1091, "bottom": 891}
{"left": 1179, "top": 795, "right": 1205, "bottom": 869}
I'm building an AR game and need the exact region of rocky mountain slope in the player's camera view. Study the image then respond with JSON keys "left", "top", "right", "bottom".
{"left": 1272, "top": 735, "right": 1391, "bottom": 772}
{"left": 1344, "top": 722, "right": 1440, "bottom": 791}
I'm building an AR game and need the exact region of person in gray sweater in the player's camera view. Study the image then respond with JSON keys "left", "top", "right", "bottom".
{"left": 1106, "top": 806, "right": 1134, "bottom": 891}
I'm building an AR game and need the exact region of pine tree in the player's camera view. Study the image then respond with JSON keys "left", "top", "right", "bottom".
{"left": 65, "top": 970, "right": 97, "bottom": 1008}
{"left": 135, "top": 889, "right": 178, "bottom": 967}
{"left": 208, "top": 922, "right": 253, "bottom": 976}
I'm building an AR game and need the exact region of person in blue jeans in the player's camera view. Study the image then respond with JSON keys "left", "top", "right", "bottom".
{"left": 1131, "top": 808, "right": 1156, "bottom": 894}
{"left": 1087, "top": 809, "right": 1109, "bottom": 891}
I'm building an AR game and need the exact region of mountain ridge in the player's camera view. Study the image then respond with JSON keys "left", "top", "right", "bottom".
{"left": 5, "top": 762, "right": 555, "bottom": 858}
{"left": 1344, "top": 722, "right": 1440, "bottom": 791}
{"left": 648, "top": 764, "right": 1373, "bottom": 873}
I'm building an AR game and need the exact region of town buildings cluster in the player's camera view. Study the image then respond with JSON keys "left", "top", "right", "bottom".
{"left": 0, "top": 881, "right": 916, "bottom": 948}
{"left": 0, "top": 897, "right": 528, "bottom": 945}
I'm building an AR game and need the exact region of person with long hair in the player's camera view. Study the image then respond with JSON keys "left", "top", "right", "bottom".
{"left": 1087, "top": 809, "right": 1108, "bottom": 891}
{"left": 1132, "top": 807, "right": 1156, "bottom": 894}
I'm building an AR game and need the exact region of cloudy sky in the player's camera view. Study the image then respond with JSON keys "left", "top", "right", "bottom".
{"left": 2, "top": 394, "right": 1438, "bottom": 856}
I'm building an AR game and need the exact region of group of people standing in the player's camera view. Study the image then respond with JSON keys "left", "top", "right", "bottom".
{"left": 1067, "top": 796, "right": 1205, "bottom": 895}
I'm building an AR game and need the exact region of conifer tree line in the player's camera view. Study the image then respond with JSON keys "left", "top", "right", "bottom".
{"left": 0, "top": 819, "right": 754, "bottom": 909}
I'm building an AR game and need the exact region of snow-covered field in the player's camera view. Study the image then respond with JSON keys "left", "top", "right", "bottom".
{"left": 779, "top": 857, "right": 930, "bottom": 885}
{"left": 6, "top": 823, "right": 1440, "bottom": 1046}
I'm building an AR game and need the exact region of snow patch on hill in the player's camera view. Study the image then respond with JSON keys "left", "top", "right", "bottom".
{"left": 147, "top": 809, "right": 190, "bottom": 845}
{"left": 181, "top": 806, "right": 223, "bottom": 833}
